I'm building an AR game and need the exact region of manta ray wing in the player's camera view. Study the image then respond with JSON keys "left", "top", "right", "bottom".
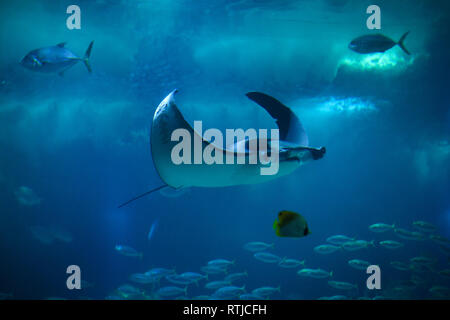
{"left": 246, "top": 92, "right": 309, "bottom": 147}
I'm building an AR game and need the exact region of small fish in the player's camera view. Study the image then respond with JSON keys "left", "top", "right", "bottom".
{"left": 201, "top": 265, "right": 228, "bottom": 275}
{"left": 369, "top": 223, "right": 395, "bottom": 233}
{"left": 390, "top": 261, "right": 411, "bottom": 271}
{"left": 412, "top": 221, "right": 436, "bottom": 233}
{"left": 326, "top": 235, "right": 355, "bottom": 245}
{"left": 30, "top": 226, "right": 54, "bottom": 245}
{"left": 328, "top": 281, "right": 357, "bottom": 290}
{"left": 178, "top": 272, "right": 208, "bottom": 284}
{"left": 273, "top": 210, "right": 311, "bottom": 238}
{"left": 200, "top": 266, "right": 227, "bottom": 274}
{"left": 207, "top": 259, "right": 234, "bottom": 268}
{"left": 145, "top": 267, "right": 175, "bottom": 279}
{"left": 438, "top": 269, "right": 450, "bottom": 278}
{"left": 379, "top": 240, "right": 404, "bottom": 249}
{"left": 429, "top": 286, "right": 450, "bottom": 298}
{"left": 430, "top": 235, "right": 450, "bottom": 246}
{"left": 314, "top": 244, "right": 341, "bottom": 254}
{"left": 251, "top": 286, "right": 280, "bottom": 297}
{"left": 213, "top": 285, "right": 245, "bottom": 299}
{"left": 116, "top": 284, "right": 142, "bottom": 298}
{"left": 254, "top": 252, "right": 283, "bottom": 264}
{"left": 129, "top": 273, "right": 158, "bottom": 284}
{"left": 205, "top": 281, "right": 231, "bottom": 290}
{"left": 147, "top": 219, "right": 159, "bottom": 241}
{"left": 157, "top": 286, "right": 187, "bottom": 297}
{"left": 410, "top": 256, "right": 436, "bottom": 266}
{"left": 394, "top": 228, "right": 426, "bottom": 241}
{"left": 224, "top": 272, "right": 248, "bottom": 283}
{"left": 21, "top": 41, "right": 94, "bottom": 76}
{"left": 278, "top": 259, "right": 305, "bottom": 268}
{"left": 342, "top": 240, "right": 374, "bottom": 251}
{"left": 166, "top": 274, "right": 195, "bottom": 286}
{"left": 348, "top": 259, "right": 371, "bottom": 270}
{"left": 15, "top": 186, "right": 41, "bottom": 206}
{"left": 115, "top": 245, "right": 143, "bottom": 259}
{"left": 348, "top": 32, "right": 410, "bottom": 55}
{"left": 243, "top": 242, "right": 274, "bottom": 252}
{"left": 409, "top": 263, "right": 432, "bottom": 273}
{"left": 297, "top": 268, "right": 333, "bottom": 279}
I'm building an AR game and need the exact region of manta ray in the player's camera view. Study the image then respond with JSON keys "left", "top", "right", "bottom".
{"left": 118, "top": 90, "right": 325, "bottom": 207}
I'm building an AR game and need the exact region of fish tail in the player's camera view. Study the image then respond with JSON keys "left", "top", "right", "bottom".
{"left": 269, "top": 243, "right": 275, "bottom": 249}
{"left": 330, "top": 271, "right": 333, "bottom": 277}
{"left": 184, "top": 286, "right": 188, "bottom": 296}
{"left": 397, "top": 31, "right": 410, "bottom": 55}
{"left": 83, "top": 41, "right": 94, "bottom": 73}
{"left": 300, "top": 260, "right": 306, "bottom": 266}
{"left": 370, "top": 240, "right": 376, "bottom": 247}
{"left": 277, "top": 285, "right": 281, "bottom": 292}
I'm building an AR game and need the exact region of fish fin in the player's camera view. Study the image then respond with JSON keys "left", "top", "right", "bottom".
{"left": 57, "top": 42, "right": 66, "bottom": 48}
{"left": 272, "top": 223, "right": 280, "bottom": 236}
{"left": 82, "top": 41, "right": 94, "bottom": 73}
{"left": 397, "top": 31, "right": 410, "bottom": 55}
{"left": 246, "top": 92, "right": 308, "bottom": 146}
{"left": 117, "top": 184, "right": 168, "bottom": 208}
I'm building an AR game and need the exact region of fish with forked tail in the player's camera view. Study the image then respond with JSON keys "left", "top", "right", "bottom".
{"left": 21, "top": 41, "right": 94, "bottom": 76}
{"left": 348, "top": 32, "right": 410, "bottom": 55}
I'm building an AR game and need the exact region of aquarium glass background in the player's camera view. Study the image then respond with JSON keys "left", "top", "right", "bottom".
{"left": 0, "top": 0, "right": 449, "bottom": 300}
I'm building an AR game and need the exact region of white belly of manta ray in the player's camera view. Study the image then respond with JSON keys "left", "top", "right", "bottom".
{"left": 150, "top": 89, "right": 326, "bottom": 189}
{"left": 117, "top": 90, "right": 326, "bottom": 208}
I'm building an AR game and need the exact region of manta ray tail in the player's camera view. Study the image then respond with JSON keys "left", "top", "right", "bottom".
{"left": 117, "top": 184, "right": 167, "bottom": 208}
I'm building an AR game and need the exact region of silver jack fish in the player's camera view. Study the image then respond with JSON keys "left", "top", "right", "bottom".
{"left": 348, "top": 32, "right": 410, "bottom": 55}
{"left": 21, "top": 41, "right": 94, "bottom": 76}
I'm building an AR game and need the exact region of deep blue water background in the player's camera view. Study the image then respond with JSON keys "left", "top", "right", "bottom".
{"left": 0, "top": 0, "right": 449, "bottom": 299}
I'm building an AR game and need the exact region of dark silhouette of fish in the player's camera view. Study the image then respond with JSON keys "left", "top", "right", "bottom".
{"left": 348, "top": 32, "right": 410, "bottom": 55}
{"left": 21, "top": 41, "right": 94, "bottom": 76}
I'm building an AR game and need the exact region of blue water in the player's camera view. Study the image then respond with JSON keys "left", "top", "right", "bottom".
{"left": 0, "top": 0, "right": 449, "bottom": 300}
